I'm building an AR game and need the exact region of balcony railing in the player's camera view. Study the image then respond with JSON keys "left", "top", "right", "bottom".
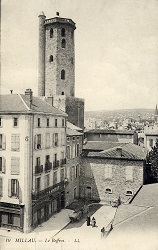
{"left": 35, "top": 165, "right": 43, "bottom": 174}
{"left": 45, "top": 162, "right": 52, "bottom": 172}
{"left": 53, "top": 160, "right": 60, "bottom": 169}
{"left": 32, "top": 181, "right": 65, "bottom": 201}
{"left": 61, "top": 158, "right": 66, "bottom": 165}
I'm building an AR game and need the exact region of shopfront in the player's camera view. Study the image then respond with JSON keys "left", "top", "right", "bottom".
{"left": 0, "top": 202, "right": 24, "bottom": 231}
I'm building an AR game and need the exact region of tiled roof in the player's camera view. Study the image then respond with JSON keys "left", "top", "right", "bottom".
{"left": 85, "top": 129, "right": 134, "bottom": 135}
{"left": 0, "top": 94, "right": 67, "bottom": 116}
{"left": 83, "top": 141, "right": 126, "bottom": 151}
{"left": 66, "top": 128, "right": 83, "bottom": 136}
{"left": 67, "top": 121, "right": 83, "bottom": 131}
{"left": 0, "top": 94, "right": 28, "bottom": 112}
{"left": 87, "top": 143, "right": 147, "bottom": 160}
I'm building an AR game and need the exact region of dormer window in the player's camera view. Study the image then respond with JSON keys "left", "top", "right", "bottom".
{"left": 105, "top": 188, "right": 112, "bottom": 194}
{"left": 61, "top": 28, "right": 65, "bottom": 37}
{"left": 126, "top": 190, "right": 133, "bottom": 196}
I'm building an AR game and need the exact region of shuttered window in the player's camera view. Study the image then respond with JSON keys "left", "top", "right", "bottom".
{"left": 11, "top": 157, "right": 20, "bottom": 175}
{"left": 0, "top": 134, "right": 6, "bottom": 150}
{"left": 11, "top": 134, "right": 20, "bottom": 151}
{"left": 61, "top": 168, "right": 65, "bottom": 181}
{"left": 72, "top": 144, "right": 76, "bottom": 158}
{"left": 53, "top": 133, "right": 58, "bottom": 147}
{"left": 53, "top": 171, "right": 57, "bottom": 184}
{"left": 0, "top": 178, "right": 3, "bottom": 196}
{"left": 8, "top": 179, "right": 19, "bottom": 198}
{"left": 105, "top": 165, "right": 112, "bottom": 179}
{"left": 45, "top": 174, "right": 50, "bottom": 188}
{"left": 0, "top": 157, "right": 6, "bottom": 173}
{"left": 66, "top": 146, "right": 71, "bottom": 159}
{"left": 126, "top": 166, "right": 134, "bottom": 181}
{"left": 34, "top": 134, "right": 42, "bottom": 149}
{"left": 45, "top": 133, "right": 50, "bottom": 148}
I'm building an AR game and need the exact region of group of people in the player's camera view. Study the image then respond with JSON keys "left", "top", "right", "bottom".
{"left": 86, "top": 215, "right": 108, "bottom": 238}
{"left": 86, "top": 216, "right": 96, "bottom": 227}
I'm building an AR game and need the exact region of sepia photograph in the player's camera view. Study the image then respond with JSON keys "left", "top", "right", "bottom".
{"left": 1, "top": 0, "right": 158, "bottom": 249}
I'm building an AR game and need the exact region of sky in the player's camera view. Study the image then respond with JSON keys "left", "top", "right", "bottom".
{"left": 1, "top": 0, "right": 158, "bottom": 111}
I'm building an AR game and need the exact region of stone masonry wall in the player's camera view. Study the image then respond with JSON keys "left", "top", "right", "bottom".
{"left": 45, "top": 23, "right": 75, "bottom": 97}
{"left": 66, "top": 96, "right": 84, "bottom": 129}
{"left": 79, "top": 157, "right": 144, "bottom": 203}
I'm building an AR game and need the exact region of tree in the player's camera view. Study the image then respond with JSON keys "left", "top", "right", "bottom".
{"left": 148, "top": 139, "right": 158, "bottom": 181}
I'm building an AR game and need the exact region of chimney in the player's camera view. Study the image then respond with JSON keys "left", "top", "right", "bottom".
{"left": 10, "top": 90, "right": 13, "bottom": 94}
{"left": 56, "top": 12, "right": 59, "bottom": 17}
{"left": 116, "top": 147, "right": 122, "bottom": 157}
{"left": 25, "top": 89, "right": 33, "bottom": 108}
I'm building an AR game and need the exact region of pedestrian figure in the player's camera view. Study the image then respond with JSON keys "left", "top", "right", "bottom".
{"left": 101, "top": 227, "right": 105, "bottom": 237}
{"left": 91, "top": 217, "right": 96, "bottom": 227}
{"left": 86, "top": 215, "right": 90, "bottom": 226}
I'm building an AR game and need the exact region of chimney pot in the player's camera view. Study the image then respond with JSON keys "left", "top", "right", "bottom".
{"left": 25, "top": 89, "right": 33, "bottom": 109}
{"left": 116, "top": 147, "right": 122, "bottom": 157}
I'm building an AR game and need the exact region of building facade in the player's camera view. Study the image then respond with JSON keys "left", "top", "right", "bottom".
{"left": 0, "top": 90, "right": 67, "bottom": 233}
{"left": 65, "top": 128, "right": 83, "bottom": 207}
{"left": 80, "top": 143, "right": 147, "bottom": 203}
{"left": 84, "top": 129, "right": 138, "bottom": 144}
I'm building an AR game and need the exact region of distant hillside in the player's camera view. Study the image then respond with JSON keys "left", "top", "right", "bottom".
{"left": 85, "top": 109, "right": 154, "bottom": 122}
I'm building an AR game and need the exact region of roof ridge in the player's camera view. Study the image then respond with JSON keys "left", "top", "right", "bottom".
{"left": 18, "top": 94, "right": 31, "bottom": 111}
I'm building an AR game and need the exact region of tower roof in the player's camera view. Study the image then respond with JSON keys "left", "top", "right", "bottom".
{"left": 38, "top": 11, "right": 46, "bottom": 17}
{"left": 44, "top": 16, "right": 76, "bottom": 29}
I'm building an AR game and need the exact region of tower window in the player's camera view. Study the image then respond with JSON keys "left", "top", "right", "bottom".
{"left": 50, "top": 55, "right": 53, "bottom": 63}
{"left": 71, "top": 31, "right": 74, "bottom": 39}
{"left": 50, "top": 28, "right": 53, "bottom": 38}
{"left": 61, "top": 92, "right": 64, "bottom": 95}
{"left": 71, "top": 57, "right": 73, "bottom": 64}
{"left": 61, "top": 70, "right": 65, "bottom": 80}
{"left": 61, "top": 39, "right": 66, "bottom": 48}
{"left": 61, "top": 28, "right": 65, "bottom": 37}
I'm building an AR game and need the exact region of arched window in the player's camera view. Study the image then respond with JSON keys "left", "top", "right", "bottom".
{"left": 61, "top": 70, "right": 65, "bottom": 80}
{"left": 61, "top": 28, "right": 65, "bottom": 37}
{"left": 126, "top": 190, "right": 133, "bottom": 196}
{"left": 61, "top": 39, "right": 66, "bottom": 48}
{"left": 50, "top": 28, "right": 53, "bottom": 38}
{"left": 105, "top": 188, "right": 112, "bottom": 194}
{"left": 49, "top": 55, "right": 53, "bottom": 63}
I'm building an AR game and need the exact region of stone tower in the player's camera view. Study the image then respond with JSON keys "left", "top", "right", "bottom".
{"left": 38, "top": 12, "right": 84, "bottom": 129}
{"left": 38, "top": 12, "right": 75, "bottom": 97}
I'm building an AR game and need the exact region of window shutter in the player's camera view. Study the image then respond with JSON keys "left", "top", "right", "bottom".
{"left": 19, "top": 185, "right": 22, "bottom": 203}
{"left": 17, "top": 180, "right": 19, "bottom": 198}
{"left": 41, "top": 134, "right": 43, "bottom": 149}
{"left": 0, "top": 178, "right": 3, "bottom": 196}
{"left": 11, "top": 157, "right": 20, "bottom": 175}
{"left": 2, "top": 157, "right": 6, "bottom": 173}
{"left": 2, "top": 134, "right": 6, "bottom": 150}
{"left": 53, "top": 134, "right": 55, "bottom": 147}
{"left": 34, "top": 135, "right": 37, "bottom": 149}
{"left": 8, "top": 179, "right": 12, "bottom": 197}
